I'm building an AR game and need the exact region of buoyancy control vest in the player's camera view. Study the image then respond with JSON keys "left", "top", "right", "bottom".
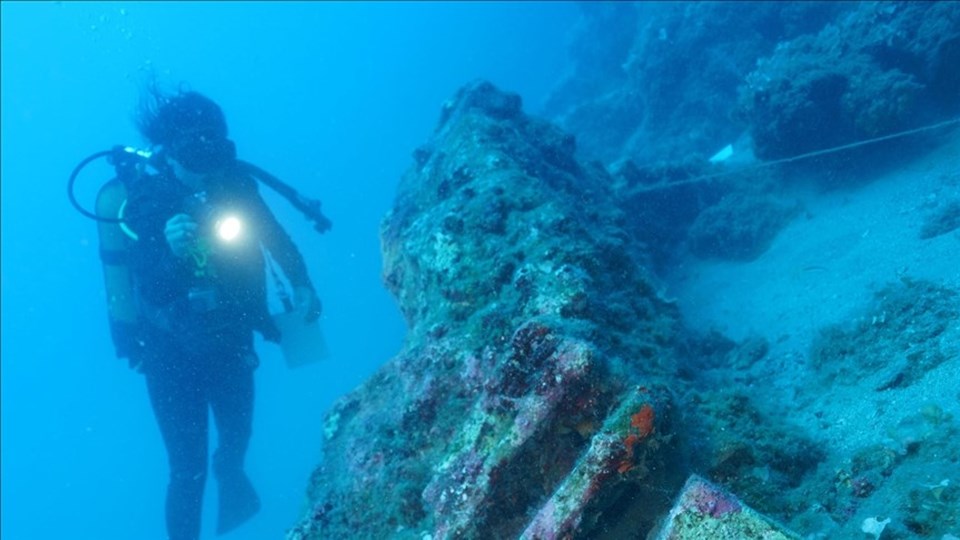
{"left": 68, "top": 145, "right": 333, "bottom": 359}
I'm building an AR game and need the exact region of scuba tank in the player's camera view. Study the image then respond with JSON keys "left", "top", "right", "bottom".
{"left": 95, "top": 177, "right": 139, "bottom": 351}
{"left": 68, "top": 146, "right": 156, "bottom": 357}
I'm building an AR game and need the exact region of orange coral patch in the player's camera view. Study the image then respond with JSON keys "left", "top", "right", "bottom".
{"left": 630, "top": 404, "right": 655, "bottom": 438}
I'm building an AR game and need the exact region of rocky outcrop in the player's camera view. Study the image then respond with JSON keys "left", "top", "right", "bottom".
{"left": 544, "top": 2, "right": 960, "bottom": 268}
{"left": 651, "top": 475, "right": 801, "bottom": 540}
{"left": 539, "top": 3, "right": 848, "bottom": 268}
{"left": 286, "top": 80, "right": 831, "bottom": 539}
{"left": 543, "top": 2, "right": 849, "bottom": 166}
{"left": 546, "top": 2, "right": 959, "bottom": 168}
{"left": 738, "top": 1, "right": 960, "bottom": 160}
{"left": 287, "top": 81, "right": 689, "bottom": 539}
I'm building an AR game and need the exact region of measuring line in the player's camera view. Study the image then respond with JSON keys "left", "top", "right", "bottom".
{"left": 633, "top": 117, "right": 960, "bottom": 193}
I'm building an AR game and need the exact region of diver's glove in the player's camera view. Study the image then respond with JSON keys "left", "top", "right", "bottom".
{"left": 164, "top": 213, "right": 199, "bottom": 258}
{"left": 293, "top": 286, "right": 322, "bottom": 323}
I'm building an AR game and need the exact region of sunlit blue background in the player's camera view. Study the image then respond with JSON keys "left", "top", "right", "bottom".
{"left": 0, "top": 2, "right": 577, "bottom": 538}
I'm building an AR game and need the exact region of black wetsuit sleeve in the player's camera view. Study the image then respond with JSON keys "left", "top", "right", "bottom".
{"left": 246, "top": 189, "right": 315, "bottom": 290}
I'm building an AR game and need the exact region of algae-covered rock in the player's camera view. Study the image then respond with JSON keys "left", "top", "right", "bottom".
{"left": 544, "top": 2, "right": 848, "bottom": 166}
{"left": 810, "top": 278, "right": 959, "bottom": 389}
{"left": 686, "top": 191, "right": 802, "bottom": 261}
{"left": 738, "top": 2, "right": 960, "bottom": 161}
{"left": 287, "top": 81, "right": 687, "bottom": 539}
{"left": 651, "top": 474, "right": 802, "bottom": 540}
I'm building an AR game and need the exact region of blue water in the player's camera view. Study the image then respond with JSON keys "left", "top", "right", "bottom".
{"left": 0, "top": 3, "right": 578, "bottom": 539}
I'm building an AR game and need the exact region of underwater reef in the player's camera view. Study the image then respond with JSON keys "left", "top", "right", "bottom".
{"left": 543, "top": 1, "right": 850, "bottom": 166}
{"left": 287, "top": 81, "right": 833, "bottom": 539}
{"left": 545, "top": 2, "right": 959, "bottom": 168}
{"left": 285, "top": 7, "right": 960, "bottom": 539}
{"left": 738, "top": 1, "right": 960, "bottom": 161}
{"left": 544, "top": 1, "right": 960, "bottom": 270}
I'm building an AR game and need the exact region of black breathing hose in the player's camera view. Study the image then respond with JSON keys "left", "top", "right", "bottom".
{"left": 67, "top": 149, "right": 116, "bottom": 222}
{"left": 237, "top": 160, "right": 333, "bottom": 234}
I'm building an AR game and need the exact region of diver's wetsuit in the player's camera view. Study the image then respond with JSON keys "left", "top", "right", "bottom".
{"left": 121, "top": 165, "right": 313, "bottom": 540}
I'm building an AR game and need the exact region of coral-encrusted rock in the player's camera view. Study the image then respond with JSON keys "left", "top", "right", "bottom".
{"left": 286, "top": 80, "right": 686, "bottom": 539}
{"left": 543, "top": 2, "right": 849, "bottom": 165}
{"left": 651, "top": 475, "right": 801, "bottom": 540}
{"left": 738, "top": 2, "right": 960, "bottom": 160}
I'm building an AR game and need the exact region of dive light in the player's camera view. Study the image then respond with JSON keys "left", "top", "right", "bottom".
{"left": 216, "top": 215, "right": 243, "bottom": 243}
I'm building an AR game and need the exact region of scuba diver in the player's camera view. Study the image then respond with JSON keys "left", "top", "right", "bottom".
{"left": 69, "top": 88, "right": 330, "bottom": 540}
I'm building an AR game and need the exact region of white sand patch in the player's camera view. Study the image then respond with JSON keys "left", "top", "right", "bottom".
{"left": 668, "top": 129, "right": 960, "bottom": 358}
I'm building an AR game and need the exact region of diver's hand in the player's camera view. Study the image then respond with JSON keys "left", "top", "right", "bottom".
{"left": 293, "top": 286, "right": 322, "bottom": 323}
{"left": 164, "top": 213, "right": 199, "bottom": 259}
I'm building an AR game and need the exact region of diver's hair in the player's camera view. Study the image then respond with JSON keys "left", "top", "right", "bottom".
{"left": 133, "top": 77, "right": 171, "bottom": 144}
{"left": 135, "top": 81, "right": 229, "bottom": 147}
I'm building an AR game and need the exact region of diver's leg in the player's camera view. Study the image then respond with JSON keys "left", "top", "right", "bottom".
{"left": 210, "top": 351, "right": 254, "bottom": 472}
{"left": 145, "top": 359, "right": 209, "bottom": 540}
{"left": 210, "top": 348, "right": 260, "bottom": 534}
